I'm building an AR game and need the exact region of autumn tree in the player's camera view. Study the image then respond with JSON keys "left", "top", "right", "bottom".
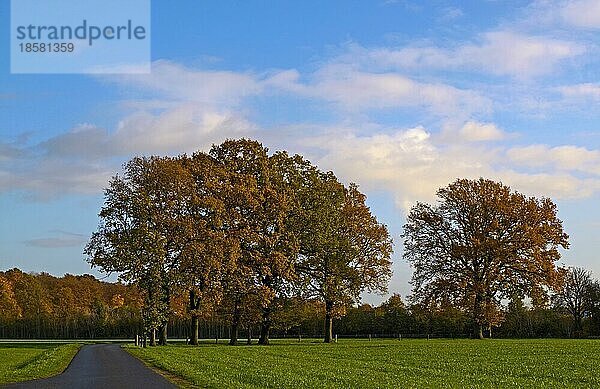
{"left": 176, "top": 152, "right": 235, "bottom": 345}
{"left": 85, "top": 156, "right": 194, "bottom": 345}
{"left": 290, "top": 157, "right": 393, "bottom": 343}
{"left": 205, "top": 141, "right": 263, "bottom": 346}
{"left": 5, "top": 269, "right": 53, "bottom": 337}
{"left": 403, "top": 178, "right": 569, "bottom": 339}
{"left": 553, "top": 267, "right": 597, "bottom": 336}
{"left": 0, "top": 274, "right": 21, "bottom": 322}
{"left": 209, "top": 139, "right": 298, "bottom": 345}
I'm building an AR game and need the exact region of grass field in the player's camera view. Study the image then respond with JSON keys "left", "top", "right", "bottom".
{"left": 0, "top": 343, "right": 80, "bottom": 384}
{"left": 127, "top": 339, "right": 600, "bottom": 388}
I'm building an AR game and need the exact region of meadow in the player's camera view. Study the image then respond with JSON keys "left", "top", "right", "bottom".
{"left": 127, "top": 339, "right": 600, "bottom": 388}
{"left": 0, "top": 343, "right": 80, "bottom": 384}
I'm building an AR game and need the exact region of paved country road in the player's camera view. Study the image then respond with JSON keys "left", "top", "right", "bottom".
{"left": 3, "top": 344, "right": 177, "bottom": 389}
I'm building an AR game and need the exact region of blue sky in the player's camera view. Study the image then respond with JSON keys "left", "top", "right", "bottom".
{"left": 2, "top": 1, "right": 600, "bottom": 303}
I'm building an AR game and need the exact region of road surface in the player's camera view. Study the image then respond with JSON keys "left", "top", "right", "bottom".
{"left": 3, "top": 344, "right": 177, "bottom": 389}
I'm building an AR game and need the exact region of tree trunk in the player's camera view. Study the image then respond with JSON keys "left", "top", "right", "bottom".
{"left": 229, "top": 299, "right": 241, "bottom": 346}
{"left": 472, "top": 292, "right": 485, "bottom": 339}
{"left": 191, "top": 315, "right": 199, "bottom": 345}
{"left": 229, "top": 321, "right": 239, "bottom": 346}
{"left": 159, "top": 321, "right": 168, "bottom": 345}
{"left": 189, "top": 289, "right": 200, "bottom": 345}
{"left": 258, "top": 306, "right": 272, "bottom": 345}
{"left": 472, "top": 322, "right": 483, "bottom": 339}
{"left": 246, "top": 325, "right": 252, "bottom": 345}
{"left": 324, "top": 300, "right": 334, "bottom": 343}
{"left": 149, "top": 328, "right": 156, "bottom": 346}
{"left": 574, "top": 315, "right": 583, "bottom": 337}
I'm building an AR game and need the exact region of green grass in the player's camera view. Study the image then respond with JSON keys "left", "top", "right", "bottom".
{"left": 0, "top": 343, "right": 81, "bottom": 384}
{"left": 126, "top": 338, "right": 600, "bottom": 388}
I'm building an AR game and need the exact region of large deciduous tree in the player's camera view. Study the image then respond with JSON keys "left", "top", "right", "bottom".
{"left": 85, "top": 156, "right": 193, "bottom": 345}
{"left": 178, "top": 152, "right": 233, "bottom": 345}
{"left": 403, "top": 178, "right": 569, "bottom": 339}
{"left": 291, "top": 158, "right": 393, "bottom": 343}
{"left": 210, "top": 139, "right": 298, "bottom": 345}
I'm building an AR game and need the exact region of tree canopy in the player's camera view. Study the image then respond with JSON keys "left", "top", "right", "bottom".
{"left": 290, "top": 158, "right": 393, "bottom": 342}
{"left": 402, "top": 178, "right": 569, "bottom": 339}
{"left": 85, "top": 138, "right": 391, "bottom": 345}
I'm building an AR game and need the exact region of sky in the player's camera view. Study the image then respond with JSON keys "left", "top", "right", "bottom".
{"left": 2, "top": 0, "right": 600, "bottom": 304}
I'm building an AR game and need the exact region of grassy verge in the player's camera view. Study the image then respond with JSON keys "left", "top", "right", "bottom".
{"left": 126, "top": 338, "right": 600, "bottom": 388}
{"left": 0, "top": 343, "right": 81, "bottom": 384}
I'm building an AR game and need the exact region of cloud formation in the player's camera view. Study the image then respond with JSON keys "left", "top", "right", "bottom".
{"left": 0, "top": 107, "right": 252, "bottom": 199}
{"left": 300, "top": 126, "right": 600, "bottom": 211}
{"left": 5, "top": 2, "right": 600, "bottom": 207}
{"left": 338, "top": 31, "right": 584, "bottom": 78}
{"left": 507, "top": 144, "right": 600, "bottom": 173}
{"left": 561, "top": 0, "right": 600, "bottom": 29}
{"left": 456, "top": 121, "right": 508, "bottom": 142}
{"left": 274, "top": 65, "right": 490, "bottom": 117}
{"left": 108, "top": 60, "right": 265, "bottom": 106}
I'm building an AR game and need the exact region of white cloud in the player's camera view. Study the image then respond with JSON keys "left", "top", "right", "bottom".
{"left": 301, "top": 127, "right": 451, "bottom": 209}
{"left": 457, "top": 121, "right": 508, "bottom": 142}
{"left": 43, "top": 108, "right": 252, "bottom": 159}
{"left": 107, "top": 60, "right": 492, "bottom": 123}
{"left": 497, "top": 172, "right": 600, "bottom": 199}
{"left": 0, "top": 159, "right": 112, "bottom": 200}
{"left": 561, "top": 0, "right": 600, "bottom": 28}
{"left": 275, "top": 64, "right": 490, "bottom": 117}
{"left": 1, "top": 60, "right": 270, "bottom": 199}
{"left": 5, "top": 104, "right": 253, "bottom": 199}
{"left": 507, "top": 144, "right": 600, "bottom": 173}
{"left": 459, "top": 31, "right": 582, "bottom": 77}
{"left": 112, "top": 106, "right": 252, "bottom": 155}
{"left": 0, "top": 142, "right": 24, "bottom": 161}
{"left": 345, "top": 31, "right": 584, "bottom": 78}
{"left": 108, "top": 60, "right": 280, "bottom": 107}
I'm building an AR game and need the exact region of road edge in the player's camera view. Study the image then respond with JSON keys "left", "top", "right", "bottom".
{"left": 122, "top": 345, "right": 195, "bottom": 389}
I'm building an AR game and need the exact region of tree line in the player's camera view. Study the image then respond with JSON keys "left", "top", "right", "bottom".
{"left": 4, "top": 138, "right": 599, "bottom": 342}
{"left": 0, "top": 268, "right": 141, "bottom": 339}
{"left": 1, "top": 269, "right": 599, "bottom": 340}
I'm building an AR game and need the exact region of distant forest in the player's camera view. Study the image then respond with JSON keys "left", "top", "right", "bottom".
{"left": 1, "top": 269, "right": 599, "bottom": 340}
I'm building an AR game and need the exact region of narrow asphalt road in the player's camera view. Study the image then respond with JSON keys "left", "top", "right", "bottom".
{"left": 3, "top": 344, "right": 177, "bottom": 389}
